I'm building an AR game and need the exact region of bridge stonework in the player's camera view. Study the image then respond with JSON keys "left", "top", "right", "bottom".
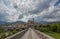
{"left": 5, "top": 29, "right": 27, "bottom": 39}
{"left": 34, "top": 29, "right": 55, "bottom": 39}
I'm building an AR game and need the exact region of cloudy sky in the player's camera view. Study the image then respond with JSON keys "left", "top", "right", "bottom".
{"left": 0, "top": 0, "right": 60, "bottom": 22}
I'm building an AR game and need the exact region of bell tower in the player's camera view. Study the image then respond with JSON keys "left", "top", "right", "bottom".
{"left": 33, "top": 18, "right": 34, "bottom": 25}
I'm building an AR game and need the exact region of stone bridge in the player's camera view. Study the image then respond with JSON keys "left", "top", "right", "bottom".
{"left": 5, "top": 28, "right": 55, "bottom": 39}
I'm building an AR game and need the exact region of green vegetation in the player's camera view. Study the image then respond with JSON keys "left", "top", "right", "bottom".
{"left": 34, "top": 23, "right": 60, "bottom": 39}
{"left": 0, "top": 27, "right": 25, "bottom": 39}
{"left": 44, "top": 31, "right": 60, "bottom": 39}
{"left": 49, "top": 23, "right": 60, "bottom": 33}
{"left": 0, "top": 26, "right": 6, "bottom": 33}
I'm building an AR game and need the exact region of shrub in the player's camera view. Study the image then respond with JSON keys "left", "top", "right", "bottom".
{"left": 12, "top": 29, "right": 17, "bottom": 34}
{"left": 50, "top": 24, "right": 57, "bottom": 32}
{"left": 1, "top": 33, "right": 6, "bottom": 39}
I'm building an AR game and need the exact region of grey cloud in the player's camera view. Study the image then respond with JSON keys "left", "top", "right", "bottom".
{"left": 26, "top": 0, "right": 52, "bottom": 15}
{"left": 0, "top": 12, "right": 8, "bottom": 21}
{"left": 18, "top": 14, "right": 24, "bottom": 19}
{"left": 0, "top": 0, "right": 59, "bottom": 22}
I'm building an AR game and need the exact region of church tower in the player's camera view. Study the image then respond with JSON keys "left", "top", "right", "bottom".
{"left": 33, "top": 18, "right": 34, "bottom": 25}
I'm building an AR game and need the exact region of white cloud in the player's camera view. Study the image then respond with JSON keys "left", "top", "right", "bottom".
{"left": 0, "top": 0, "right": 60, "bottom": 22}
{"left": 37, "top": 0, "right": 60, "bottom": 22}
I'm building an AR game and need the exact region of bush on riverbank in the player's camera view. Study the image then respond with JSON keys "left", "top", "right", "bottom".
{"left": 34, "top": 23, "right": 60, "bottom": 39}
{"left": 49, "top": 23, "right": 60, "bottom": 33}
{"left": 34, "top": 23, "right": 60, "bottom": 33}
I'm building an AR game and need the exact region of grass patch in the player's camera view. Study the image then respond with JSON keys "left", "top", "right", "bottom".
{"left": 44, "top": 31, "right": 60, "bottom": 39}
{"left": 34, "top": 26, "right": 60, "bottom": 39}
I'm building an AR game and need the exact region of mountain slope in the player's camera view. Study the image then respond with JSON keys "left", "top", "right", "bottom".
{"left": 0, "top": 21, "right": 26, "bottom": 25}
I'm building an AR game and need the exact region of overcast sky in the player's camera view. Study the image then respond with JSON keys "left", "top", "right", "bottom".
{"left": 0, "top": 0, "right": 60, "bottom": 22}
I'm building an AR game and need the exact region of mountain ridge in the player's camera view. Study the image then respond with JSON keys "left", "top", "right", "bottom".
{"left": 0, "top": 21, "right": 26, "bottom": 25}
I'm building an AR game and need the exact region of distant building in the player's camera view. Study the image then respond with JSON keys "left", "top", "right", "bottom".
{"left": 17, "top": 23, "right": 27, "bottom": 28}
{"left": 1, "top": 26, "right": 17, "bottom": 31}
{"left": 1, "top": 19, "right": 40, "bottom": 30}
{"left": 27, "top": 20, "right": 40, "bottom": 27}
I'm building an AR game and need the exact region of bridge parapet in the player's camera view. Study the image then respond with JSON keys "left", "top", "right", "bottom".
{"left": 5, "top": 29, "right": 27, "bottom": 39}
{"left": 34, "top": 30, "right": 55, "bottom": 39}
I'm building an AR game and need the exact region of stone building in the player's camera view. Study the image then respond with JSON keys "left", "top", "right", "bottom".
{"left": 17, "top": 23, "right": 27, "bottom": 28}
{"left": 27, "top": 20, "right": 40, "bottom": 27}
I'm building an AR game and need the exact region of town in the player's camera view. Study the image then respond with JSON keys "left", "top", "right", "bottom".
{"left": 0, "top": 19, "right": 58, "bottom": 39}
{"left": 0, "top": 0, "right": 60, "bottom": 39}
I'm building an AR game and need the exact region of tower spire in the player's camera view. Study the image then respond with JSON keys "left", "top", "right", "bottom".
{"left": 33, "top": 18, "right": 34, "bottom": 25}
{"left": 33, "top": 18, "right": 34, "bottom": 22}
